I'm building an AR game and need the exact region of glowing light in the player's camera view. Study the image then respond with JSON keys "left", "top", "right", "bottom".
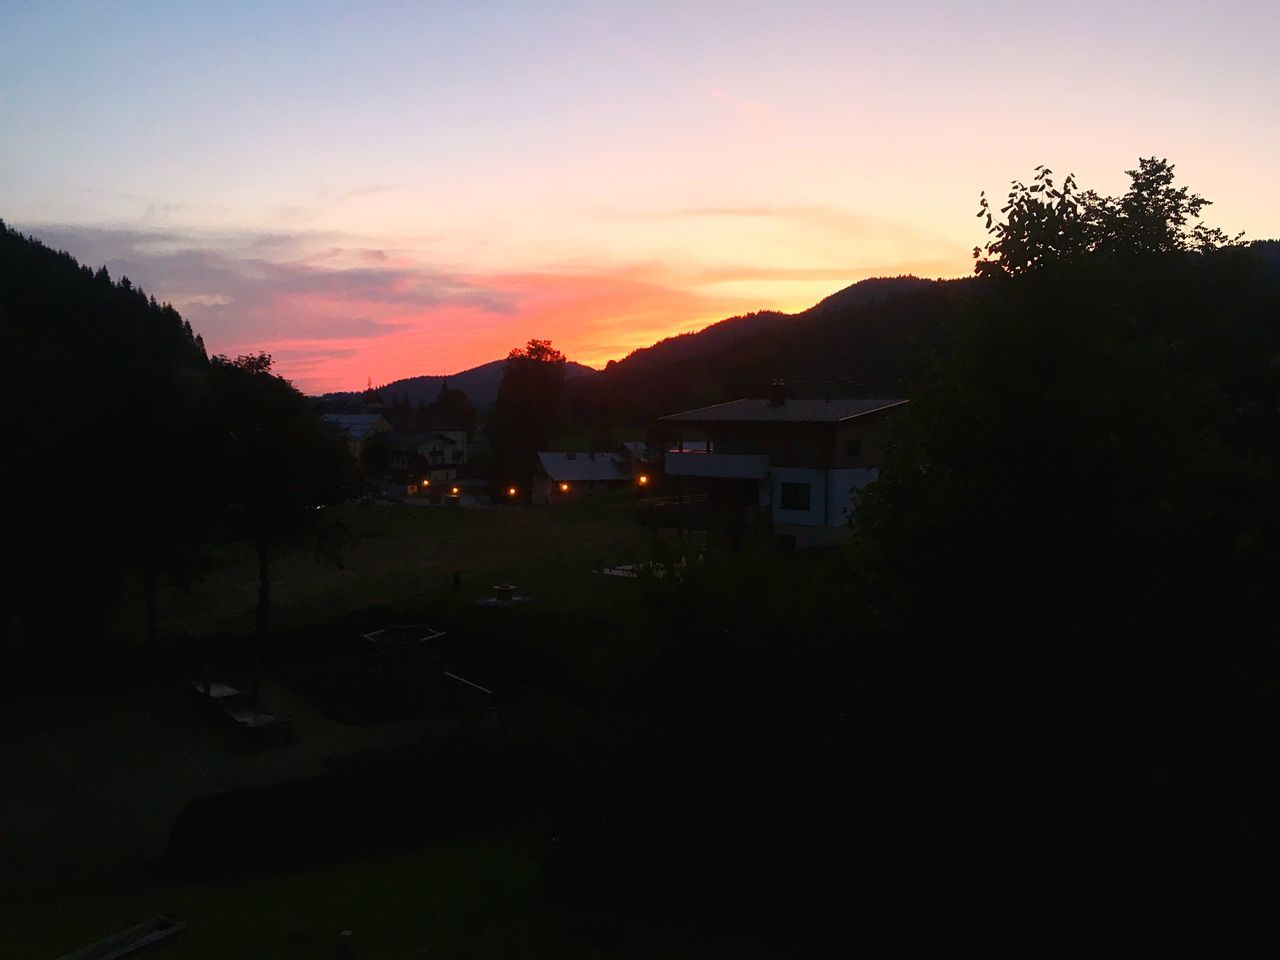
{"left": 637, "top": 474, "right": 650, "bottom": 486}
{"left": 451, "top": 486, "right": 459, "bottom": 495}
{"left": 423, "top": 478, "right": 430, "bottom": 487}
{"left": 559, "top": 482, "right": 570, "bottom": 493}
{"left": 507, "top": 486, "right": 518, "bottom": 497}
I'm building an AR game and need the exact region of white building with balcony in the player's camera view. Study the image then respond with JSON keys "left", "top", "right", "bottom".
{"left": 648, "top": 388, "right": 907, "bottom": 548}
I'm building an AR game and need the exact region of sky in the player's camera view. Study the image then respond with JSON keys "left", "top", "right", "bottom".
{"left": 3, "top": 1, "right": 1278, "bottom": 393}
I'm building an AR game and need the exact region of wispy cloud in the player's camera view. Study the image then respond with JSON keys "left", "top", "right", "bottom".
{"left": 602, "top": 203, "right": 882, "bottom": 232}
{"left": 268, "top": 184, "right": 402, "bottom": 228}
{"left": 676, "top": 207, "right": 788, "bottom": 218}
{"left": 15, "top": 220, "right": 953, "bottom": 392}
{"left": 335, "top": 184, "right": 397, "bottom": 203}
{"left": 23, "top": 222, "right": 511, "bottom": 336}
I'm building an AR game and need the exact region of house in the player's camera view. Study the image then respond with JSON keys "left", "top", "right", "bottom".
{"left": 377, "top": 430, "right": 468, "bottom": 483}
{"left": 322, "top": 413, "right": 392, "bottom": 463}
{"left": 533, "top": 445, "right": 651, "bottom": 505}
{"left": 642, "top": 384, "right": 906, "bottom": 548}
{"left": 618, "top": 440, "right": 655, "bottom": 467}
{"left": 617, "top": 440, "right": 660, "bottom": 483}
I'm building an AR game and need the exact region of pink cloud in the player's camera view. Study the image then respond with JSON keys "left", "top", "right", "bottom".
{"left": 19, "top": 222, "right": 966, "bottom": 394}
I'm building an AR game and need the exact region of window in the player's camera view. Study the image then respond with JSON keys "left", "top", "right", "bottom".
{"left": 845, "top": 438, "right": 862, "bottom": 457}
{"left": 779, "top": 481, "right": 811, "bottom": 511}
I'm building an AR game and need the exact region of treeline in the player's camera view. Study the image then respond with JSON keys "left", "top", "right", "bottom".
{"left": 845, "top": 168, "right": 1280, "bottom": 945}
{"left": 564, "top": 276, "right": 971, "bottom": 427}
{"left": 560, "top": 161, "right": 1280, "bottom": 949}
{"left": 0, "top": 223, "right": 357, "bottom": 654}
{"left": 318, "top": 382, "right": 477, "bottom": 438}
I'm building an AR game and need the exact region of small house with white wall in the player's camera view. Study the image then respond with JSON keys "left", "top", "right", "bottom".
{"left": 377, "top": 430, "right": 468, "bottom": 484}
{"left": 533, "top": 447, "right": 650, "bottom": 504}
{"left": 643, "top": 385, "right": 906, "bottom": 548}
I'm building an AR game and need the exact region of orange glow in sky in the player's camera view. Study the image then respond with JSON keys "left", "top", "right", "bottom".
{"left": 4, "top": 3, "right": 1278, "bottom": 392}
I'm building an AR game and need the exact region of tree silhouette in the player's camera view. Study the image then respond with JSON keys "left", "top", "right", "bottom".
{"left": 487, "top": 339, "right": 566, "bottom": 495}
{"left": 209, "top": 354, "right": 358, "bottom": 686}
{"left": 853, "top": 160, "right": 1277, "bottom": 944}
{"left": 427, "top": 379, "right": 477, "bottom": 437}
{"left": 0, "top": 222, "right": 210, "bottom": 650}
{"left": 975, "top": 157, "right": 1241, "bottom": 277}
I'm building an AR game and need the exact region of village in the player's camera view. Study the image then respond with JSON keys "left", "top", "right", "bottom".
{"left": 321, "top": 379, "right": 906, "bottom": 551}
{"left": 4, "top": 365, "right": 911, "bottom": 957}
{"left": 6, "top": 4, "right": 1277, "bottom": 949}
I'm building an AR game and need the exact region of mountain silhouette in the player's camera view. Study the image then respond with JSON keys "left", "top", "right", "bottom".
{"left": 568, "top": 275, "right": 969, "bottom": 425}
{"left": 321, "top": 358, "right": 597, "bottom": 408}
{"left": 320, "top": 277, "right": 943, "bottom": 411}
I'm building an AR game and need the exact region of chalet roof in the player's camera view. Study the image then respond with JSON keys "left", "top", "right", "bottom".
{"left": 537, "top": 451, "right": 630, "bottom": 482}
{"left": 381, "top": 431, "right": 459, "bottom": 446}
{"left": 660, "top": 397, "right": 908, "bottom": 424}
{"left": 322, "top": 413, "right": 389, "bottom": 439}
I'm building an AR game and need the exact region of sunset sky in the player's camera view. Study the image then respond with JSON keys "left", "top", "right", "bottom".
{"left": 4, "top": 1, "right": 1278, "bottom": 392}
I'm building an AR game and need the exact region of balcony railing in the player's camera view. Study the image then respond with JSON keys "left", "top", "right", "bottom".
{"left": 664, "top": 451, "right": 769, "bottom": 479}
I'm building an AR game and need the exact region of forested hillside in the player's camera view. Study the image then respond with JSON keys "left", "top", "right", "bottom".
{"left": 0, "top": 223, "right": 354, "bottom": 649}
{"left": 1, "top": 222, "right": 212, "bottom": 643}
{"left": 567, "top": 275, "right": 971, "bottom": 425}
{"left": 322, "top": 358, "right": 597, "bottom": 409}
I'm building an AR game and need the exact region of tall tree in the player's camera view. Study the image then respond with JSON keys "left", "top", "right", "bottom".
{"left": 0, "top": 222, "right": 211, "bottom": 651}
{"left": 487, "top": 339, "right": 566, "bottom": 494}
{"left": 974, "top": 157, "right": 1241, "bottom": 278}
{"left": 854, "top": 160, "right": 1277, "bottom": 945}
{"left": 120, "top": 362, "right": 222, "bottom": 646}
{"left": 427, "top": 379, "right": 477, "bottom": 437}
{"left": 209, "top": 354, "right": 359, "bottom": 678}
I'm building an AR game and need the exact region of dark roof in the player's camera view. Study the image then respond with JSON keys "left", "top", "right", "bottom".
{"left": 420, "top": 414, "right": 466, "bottom": 433}
{"left": 322, "top": 413, "right": 389, "bottom": 439}
{"left": 660, "top": 397, "right": 908, "bottom": 424}
{"left": 381, "top": 431, "right": 459, "bottom": 446}
{"left": 537, "top": 451, "right": 630, "bottom": 482}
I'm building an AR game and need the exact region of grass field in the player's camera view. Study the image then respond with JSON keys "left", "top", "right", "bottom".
{"left": 113, "top": 495, "right": 660, "bottom": 646}
{"left": 5, "top": 825, "right": 784, "bottom": 959}
{"left": 5, "top": 498, "right": 765, "bottom": 959}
